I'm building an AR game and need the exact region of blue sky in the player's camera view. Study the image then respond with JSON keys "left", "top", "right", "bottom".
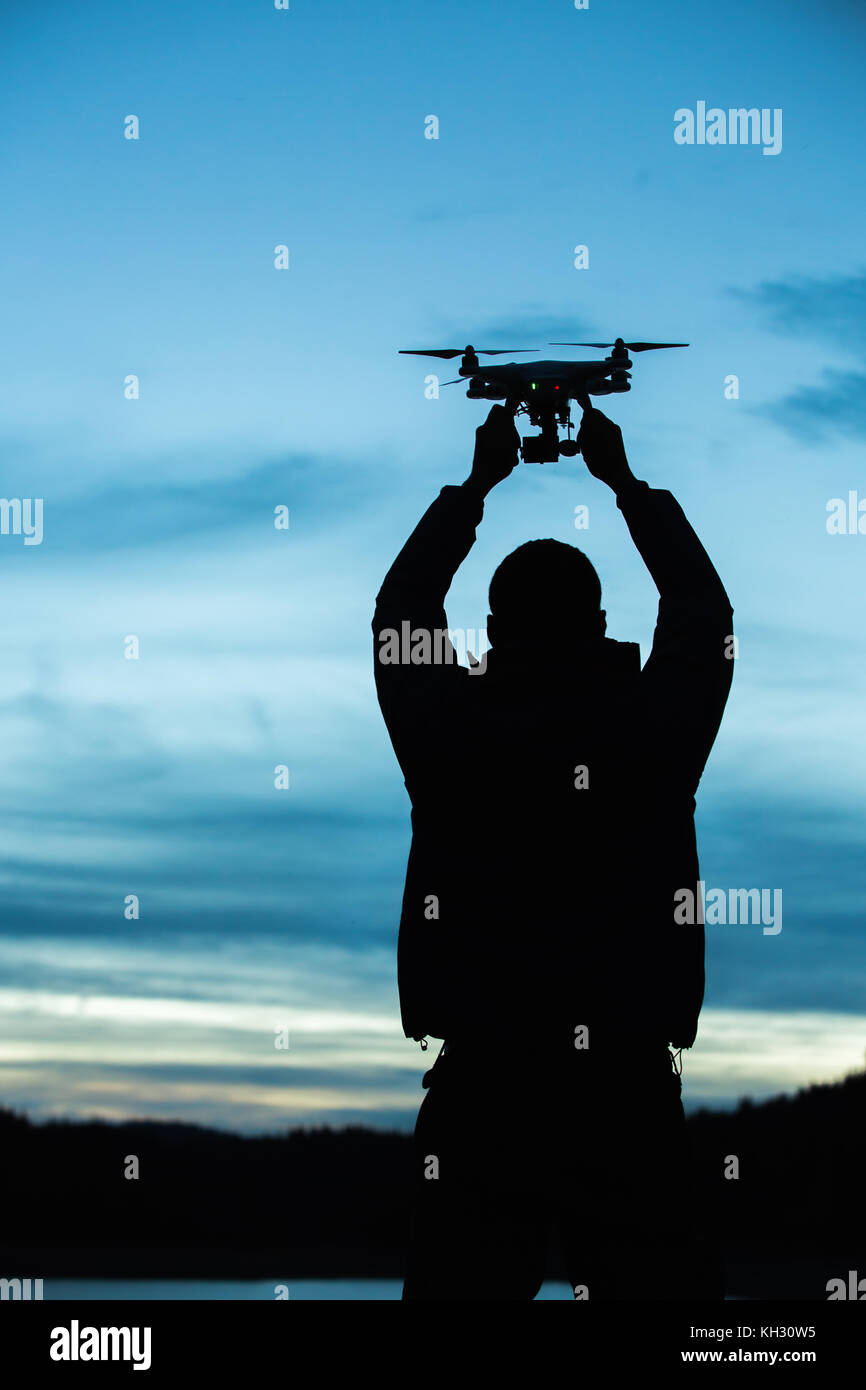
{"left": 1, "top": 0, "right": 865, "bottom": 1132}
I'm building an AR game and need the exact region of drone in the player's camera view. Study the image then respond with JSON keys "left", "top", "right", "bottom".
{"left": 399, "top": 338, "right": 688, "bottom": 462}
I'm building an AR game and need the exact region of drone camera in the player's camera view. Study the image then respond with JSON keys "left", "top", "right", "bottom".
{"left": 521, "top": 434, "right": 558, "bottom": 464}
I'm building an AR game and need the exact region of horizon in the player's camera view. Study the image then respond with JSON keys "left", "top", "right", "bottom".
{"left": 4, "top": 1052, "right": 865, "bottom": 1138}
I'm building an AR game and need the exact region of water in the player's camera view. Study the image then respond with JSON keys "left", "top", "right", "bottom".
{"left": 42, "top": 1278, "right": 575, "bottom": 1300}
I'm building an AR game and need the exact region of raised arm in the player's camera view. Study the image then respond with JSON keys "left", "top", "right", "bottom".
{"left": 577, "top": 405, "right": 734, "bottom": 794}
{"left": 372, "top": 405, "right": 520, "bottom": 788}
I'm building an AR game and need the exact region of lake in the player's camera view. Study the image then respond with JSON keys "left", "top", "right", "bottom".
{"left": 43, "top": 1279, "right": 576, "bottom": 1300}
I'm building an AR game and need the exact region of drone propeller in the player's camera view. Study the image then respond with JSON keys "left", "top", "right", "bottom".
{"left": 550, "top": 341, "right": 689, "bottom": 352}
{"left": 399, "top": 347, "right": 538, "bottom": 360}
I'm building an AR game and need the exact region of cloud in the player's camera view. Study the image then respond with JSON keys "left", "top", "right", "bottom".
{"left": 733, "top": 270, "right": 866, "bottom": 439}
{"left": 438, "top": 310, "right": 597, "bottom": 350}
{"left": 733, "top": 270, "right": 866, "bottom": 350}
{"left": 761, "top": 368, "right": 866, "bottom": 441}
{"left": 3, "top": 998, "right": 864, "bottom": 1130}
{"left": 22, "top": 451, "right": 392, "bottom": 556}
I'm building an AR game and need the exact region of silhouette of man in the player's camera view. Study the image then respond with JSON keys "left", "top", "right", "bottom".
{"left": 373, "top": 403, "right": 734, "bottom": 1300}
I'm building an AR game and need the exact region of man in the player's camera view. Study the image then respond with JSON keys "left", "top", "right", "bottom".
{"left": 373, "top": 402, "right": 734, "bottom": 1299}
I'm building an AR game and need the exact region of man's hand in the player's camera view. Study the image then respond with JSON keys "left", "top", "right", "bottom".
{"left": 576, "top": 402, "right": 636, "bottom": 493}
{"left": 464, "top": 403, "right": 521, "bottom": 497}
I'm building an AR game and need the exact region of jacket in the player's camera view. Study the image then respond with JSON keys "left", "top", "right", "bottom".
{"left": 373, "top": 476, "right": 734, "bottom": 1056}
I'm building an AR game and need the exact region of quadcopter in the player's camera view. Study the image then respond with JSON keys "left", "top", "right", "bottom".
{"left": 399, "top": 338, "right": 688, "bottom": 462}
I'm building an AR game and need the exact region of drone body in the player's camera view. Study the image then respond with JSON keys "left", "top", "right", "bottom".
{"left": 400, "top": 337, "right": 688, "bottom": 462}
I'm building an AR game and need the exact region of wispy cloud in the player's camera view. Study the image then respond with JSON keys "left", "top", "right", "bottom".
{"left": 733, "top": 270, "right": 866, "bottom": 349}
{"left": 733, "top": 270, "right": 866, "bottom": 439}
{"left": 761, "top": 369, "right": 866, "bottom": 441}
{"left": 460, "top": 311, "right": 597, "bottom": 348}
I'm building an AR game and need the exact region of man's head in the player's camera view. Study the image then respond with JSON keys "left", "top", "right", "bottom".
{"left": 487, "top": 539, "right": 606, "bottom": 651}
